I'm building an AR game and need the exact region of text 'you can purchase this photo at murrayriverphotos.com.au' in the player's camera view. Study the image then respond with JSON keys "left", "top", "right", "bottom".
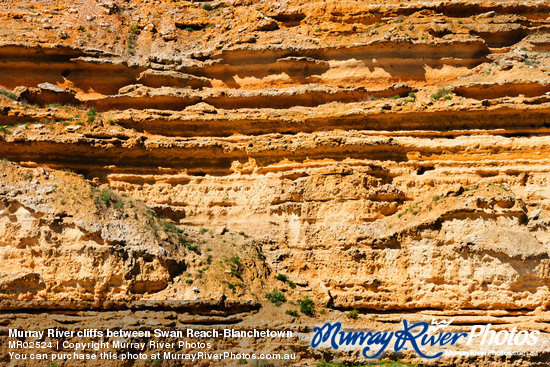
{"left": 1, "top": 0, "right": 550, "bottom": 366}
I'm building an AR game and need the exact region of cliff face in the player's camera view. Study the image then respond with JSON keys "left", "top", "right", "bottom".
{"left": 0, "top": 0, "right": 550, "bottom": 365}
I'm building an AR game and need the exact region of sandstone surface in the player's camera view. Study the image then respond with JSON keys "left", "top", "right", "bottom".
{"left": 0, "top": 0, "right": 550, "bottom": 365}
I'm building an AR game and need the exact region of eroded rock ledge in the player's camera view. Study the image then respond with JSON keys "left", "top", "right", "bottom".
{"left": 0, "top": 0, "right": 549, "bottom": 365}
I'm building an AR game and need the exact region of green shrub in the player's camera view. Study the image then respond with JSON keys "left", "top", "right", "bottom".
{"left": 275, "top": 273, "right": 287, "bottom": 282}
{"left": 298, "top": 296, "right": 315, "bottom": 316}
{"left": 0, "top": 89, "right": 17, "bottom": 100}
{"left": 87, "top": 108, "right": 97, "bottom": 123}
{"left": 227, "top": 282, "right": 236, "bottom": 292}
{"left": 100, "top": 189, "right": 112, "bottom": 205}
{"left": 348, "top": 309, "right": 359, "bottom": 319}
{"left": 202, "top": 4, "right": 213, "bottom": 11}
{"left": 187, "top": 244, "right": 201, "bottom": 255}
{"left": 161, "top": 220, "right": 178, "bottom": 233}
{"left": 228, "top": 255, "right": 242, "bottom": 279}
{"left": 128, "top": 24, "right": 139, "bottom": 54}
{"left": 265, "top": 289, "right": 286, "bottom": 306}
{"left": 431, "top": 87, "right": 452, "bottom": 100}
{"left": 285, "top": 310, "right": 299, "bottom": 317}
{"left": 287, "top": 280, "right": 296, "bottom": 289}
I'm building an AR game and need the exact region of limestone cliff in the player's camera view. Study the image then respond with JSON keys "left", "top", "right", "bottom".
{"left": 0, "top": 0, "right": 549, "bottom": 365}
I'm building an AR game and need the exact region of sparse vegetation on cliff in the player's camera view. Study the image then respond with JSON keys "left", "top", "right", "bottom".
{"left": 275, "top": 273, "right": 287, "bottom": 282}
{"left": 0, "top": 88, "right": 17, "bottom": 100}
{"left": 265, "top": 289, "right": 286, "bottom": 306}
{"left": 0, "top": 1, "right": 549, "bottom": 364}
{"left": 347, "top": 309, "right": 359, "bottom": 319}
{"left": 285, "top": 310, "right": 299, "bottom": 317}
{"left": 87, "top": 107, "right": 97, "bottom": 123}
{"left": 128, "top": 24, "right": 139, "bottom": 55}
{"left": 298, "top": 296, "right": 315, "bottom": 316}
{"left": 431, "top": 87, "right": 452, "bottom": 100}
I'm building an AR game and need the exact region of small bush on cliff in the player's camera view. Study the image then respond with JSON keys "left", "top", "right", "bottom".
{"left": 275, "top": 273, "right": 296, "bottom": 288}
{"left": 99, "top": 189, "right": 112, "bottom": 205}
{"left": 202, "top": 4, "right": 213, "bottom": 11}
{"left": 146, "top": 357, "right": 163, "bottom": 367}
{"left": 225, "top": 282, "right": 237, "bottom": 292}
{"left": 265, "top": 289, "right": 286, "bottom": 306}
{"left": 87, "top": 108, "right": 97, "bottom": 123}
{"left": 0, "top": 89, "right": 17, "bottom": 100}
{"left": 285, "top": 310, "right": 299, "bottom": 317}
{"left": 298, "top": 296, "right": 315, "bottom": 316}
{"left": 227, "top": 255, "right": 243, "bottom": 279}
{"left": 275, "top": 273, "right": 288, "bottom": 282}
{"left": 316, "top": 360, "right": 345, "bottom": 367}
{"left": 128, "top": 24, "right": 139, "bottom": 55}
{"left": 431, "top": 87, "right": 452, "bottom": 100}
{"left": 161, "top": 220, "right": 179, "bottom": 233}
{"left": 180, "top": 236, "right": 200, "bottom": 255}
{"left": 347, "top": 309, "right": 359, "bottom": 319}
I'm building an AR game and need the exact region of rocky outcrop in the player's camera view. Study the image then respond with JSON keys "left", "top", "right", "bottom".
{"left": 0, "top": 0, "right": 550, "bottom": 365}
